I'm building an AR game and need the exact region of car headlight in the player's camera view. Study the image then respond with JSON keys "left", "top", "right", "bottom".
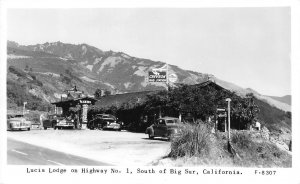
{"left": 71, "top": 120, "right": 74, "bottom": 122}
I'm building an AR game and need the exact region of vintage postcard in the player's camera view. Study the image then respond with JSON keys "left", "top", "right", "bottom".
{"left": 1, "top": 0, "right": 299, "bottom": 184}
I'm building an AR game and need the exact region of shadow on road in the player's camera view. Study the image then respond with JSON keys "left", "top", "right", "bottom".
{"left": 141, "top": 137, "right": 170, "bottom": 142}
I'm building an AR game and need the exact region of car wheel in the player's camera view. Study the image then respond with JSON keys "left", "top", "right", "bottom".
{"left": 44, "top": 127, "right": 47, "bottom": 130}
{"left": 148, "top": 133, "right": 154, "bottom": 139}
{"left": 54, "top": 126, "right": 57, "bottom": 130}
{"left": 27, "top": 127, "right": 30, "bottom": 131}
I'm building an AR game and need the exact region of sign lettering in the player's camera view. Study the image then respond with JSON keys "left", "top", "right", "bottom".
{"left": 148, "top": 71, "right": 167, "bottom": 83}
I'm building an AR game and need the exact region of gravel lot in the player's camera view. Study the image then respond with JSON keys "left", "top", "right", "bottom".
{"left": 7, "top": 129, "right": 170, "bottom": 166}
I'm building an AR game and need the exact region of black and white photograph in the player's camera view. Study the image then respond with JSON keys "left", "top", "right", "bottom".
{"left": 1, "top": 0, "right": 299, "bottom": 184}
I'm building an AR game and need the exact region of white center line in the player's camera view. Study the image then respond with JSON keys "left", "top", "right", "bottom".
{"left": 11, "top": 149, "right": 28, "bottom": 156}
{"left": 47, "top": 160, "right": 65, "bottom": 166}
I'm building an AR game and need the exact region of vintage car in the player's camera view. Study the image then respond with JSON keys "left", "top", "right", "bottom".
{"left": 7, "top": 114, "right": 31, "bottom": 131}
{"left": 145, "top": 117, "right": 182, "bottom": 139}
{"left": 88, "top": 114, "right": 119, "bottom": 130}
{"left": 43, "top": 114, "right": 75, "bottom": 130}
{"left": 103, "top": 121, "right": 122, "bottom": 131}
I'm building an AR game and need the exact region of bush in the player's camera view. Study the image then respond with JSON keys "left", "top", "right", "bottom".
{"left": 168, "top": 123, "right": 211, "bottom": 158}
{"left": 231, "top": 132, "right": 252, "bottom": 149}
{"left": 8, "top": 66, "right": 27, "bottom": 78}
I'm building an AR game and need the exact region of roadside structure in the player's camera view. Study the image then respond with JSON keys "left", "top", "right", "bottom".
{"left": 51, "top": 86, "right": 96, "bottom": 129}
{"left": 90, "top": 80, "right": 251, "bottom": 131}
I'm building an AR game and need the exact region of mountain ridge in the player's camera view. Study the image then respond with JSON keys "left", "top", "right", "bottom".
{"left": 267, "top": 95, "right": 291, "bottom": 105}
{"left": 7, "top": 40, "right": 291, "bottom": 112}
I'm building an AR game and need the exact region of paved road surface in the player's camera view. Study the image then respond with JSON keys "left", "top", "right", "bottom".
{"left": 7, "top": 138, "right": 111, "bottom": 166}
{"left": 7, "top": 129, "right": 170, "bottom": 165}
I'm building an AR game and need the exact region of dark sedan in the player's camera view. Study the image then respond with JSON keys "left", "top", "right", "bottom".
{"left": 145, "top": 117, "right": 183, "bottom": 139}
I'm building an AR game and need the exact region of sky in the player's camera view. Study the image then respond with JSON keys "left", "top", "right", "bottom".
{"left": 7, "top": 8, "right": 291, "bottom": 96}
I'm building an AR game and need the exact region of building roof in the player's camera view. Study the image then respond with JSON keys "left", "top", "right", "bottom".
{"left": 94, "top": 81, "right": 228, "bottom": 109}
{"left": 94, "top": 90, "right": 158, "bottom": 108}
{"left": 52, "top": 96, "right": 97, "bottom": 107}
{"left": 193, "top": 80, "right": 227, "bottom": 91}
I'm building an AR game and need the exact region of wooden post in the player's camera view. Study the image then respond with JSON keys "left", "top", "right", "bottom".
{"left": 179, "top": 112, "right": 182, "bottom": 122}
{"left": 226, "top": 98, "right": 232, "bottom": 141}
{"left": 224, "top": 118, "right": 227, "bottom": 132}
{"left": 23, "top": 102, "right": 27, "bottom": 115}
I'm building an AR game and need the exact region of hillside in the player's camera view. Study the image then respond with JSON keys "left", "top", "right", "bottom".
{"left": 7, "top": 40, "right": 290, "bottom": 112}
{"left": 267, "top": 95, "right": 291, "bottom": 105}
{"left": 215, "top": 79, "right": 291, "bottom": 112}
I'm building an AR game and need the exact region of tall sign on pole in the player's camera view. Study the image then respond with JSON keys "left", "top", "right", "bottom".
{"left": 148, "top": 64, "right": 169, "bottom": 118}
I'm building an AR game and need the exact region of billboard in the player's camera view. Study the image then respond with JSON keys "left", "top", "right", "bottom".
{"left": 148, "top": 70, "right": 167, "bottom": 82}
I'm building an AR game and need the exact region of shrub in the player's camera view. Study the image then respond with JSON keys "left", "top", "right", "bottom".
{"left": 8, "top": 66, "right": 27, "bottom": 78}
{"left": 231, "top": 132, "right": 252, "bottom": 149}
{"left": 168, "top": 123, "right": 211, "bottom": 158}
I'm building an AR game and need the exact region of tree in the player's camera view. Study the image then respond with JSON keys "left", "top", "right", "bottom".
{"left": 94, "top": 88, "right": 103, "bottom": 99}
{"left": 104, "top": 90, "right": 111, "bottom": 96}
{"left": 94, "top": 89, "right": 111, "bottom": 99}
{"left": 144, "top": 84, "right": 260, "bottom": 126}
{"left": 25, "top": 65, "right": 29, "bottom": 71}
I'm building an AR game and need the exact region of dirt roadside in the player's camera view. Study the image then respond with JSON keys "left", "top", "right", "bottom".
{"left": 7, "top": 129, "right": 170, "bottom": 166}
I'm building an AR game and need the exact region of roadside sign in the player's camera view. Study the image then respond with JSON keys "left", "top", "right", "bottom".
{"left": 82, "top": 104, "right": 88, "bottom": 123}
{"left": 168, "top": 73, "right": 178, "bottom": 83}
{"left": 79, "top": 100, "right": 91, "bottom": 104}
{"left": 148, "top": 71, "right": 167, "bottom": 82}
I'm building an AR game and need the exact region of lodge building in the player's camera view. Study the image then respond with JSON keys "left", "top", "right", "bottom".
{"left": 51, "top": 81, "right": 250, "bottom": 131}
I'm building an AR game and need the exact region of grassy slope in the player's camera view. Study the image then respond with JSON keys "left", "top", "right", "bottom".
{"left": 254, "top": 98, "right": 291, "bottom": 132}
{"left": 157, "top": 124, "right": 291, "bottom": 167}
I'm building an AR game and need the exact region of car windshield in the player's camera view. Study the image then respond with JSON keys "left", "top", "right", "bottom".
{"left": 166, "top": 119, "right": 179, "bottom": 124}
{"left": 49, "top": 114, "right": 64, "bottom": 119}
{"left": 102, "top": 115, "right": 116, "bottom": 120}
{"left": 14, "top": 114, "right": 24, "bottom": 118}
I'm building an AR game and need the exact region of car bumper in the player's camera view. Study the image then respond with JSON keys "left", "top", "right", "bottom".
{"left": 103, "top": 126, "right": 120, "bottom": 130}
{"left": 9, "top": 126, "right": 30, "bottom": 130}
{"left": 56, "top": 124, "right": 74, "bottom": 127}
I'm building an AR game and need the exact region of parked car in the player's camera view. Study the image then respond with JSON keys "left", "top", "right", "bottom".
{"left": 182, "top": 116, "right": 195, "bottom": 124}
{"left": 88, "top": 114, "right": 119, "bottom": 130}
{"left": 103, "top": 121, "right": 122, "bottom": 131}
{"left": 7, "top": 114, "right": 31, "bottom": 131}
{"left": 24, "top": 113, "right": 41, "bottom": 129}
{"left": 43, "top": 114, "right": 75, "bottom": 130}
{"left": 145, "top": 117, "right": 183, "bottom": 139}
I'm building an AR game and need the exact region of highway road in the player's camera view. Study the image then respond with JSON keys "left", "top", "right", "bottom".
{"left": 7, "top": 138, "right": 111, "bottom": 166}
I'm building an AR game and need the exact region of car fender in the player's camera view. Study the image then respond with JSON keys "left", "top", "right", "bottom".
{"left": 146, "top": 126, "right": 154, "bottom": 135}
